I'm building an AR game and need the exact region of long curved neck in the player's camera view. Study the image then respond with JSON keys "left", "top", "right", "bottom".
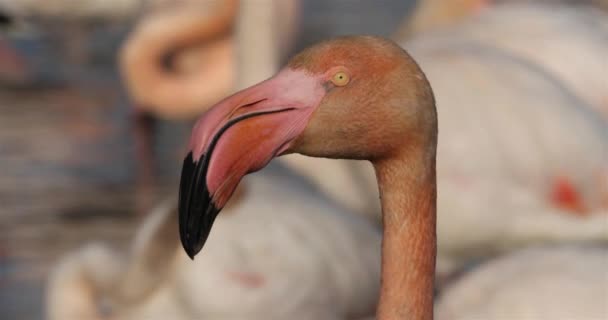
{"left": 120, "top": 0, "right": 238, "bottom": 118}
{"left": 373, "top": 144, "right": 437, "bottom": 320}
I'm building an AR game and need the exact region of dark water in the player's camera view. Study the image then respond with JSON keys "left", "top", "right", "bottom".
{"left": 0, "top": 1, "right": 414, "bottom": 319}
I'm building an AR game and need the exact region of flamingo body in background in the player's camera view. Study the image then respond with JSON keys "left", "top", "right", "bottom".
{"left": 279, "top": 154, "right": 381, "bottom": 221}
{"left": 439, "top": 41, "right": 608, "bottom": 271}
{"left": 120, "top": 0, "right": 299, "bottom": 119}
{"left": 119, "top": 0, "right": 240, "bottom": 120}
{"left": 403, "top": 3, "right": 608, "bottom": 119}
{"left": 436, "top": 246, "right": 608, "bottom": 320}
{"left": 47, "top": 166, "right": 382, "bottom": 320}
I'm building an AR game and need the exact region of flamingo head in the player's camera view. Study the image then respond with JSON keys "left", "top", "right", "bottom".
{"left": 178, "top": 35, "right": 436, "bottom": 258}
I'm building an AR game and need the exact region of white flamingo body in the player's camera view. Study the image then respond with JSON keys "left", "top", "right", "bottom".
{"left": 406, "top": 3, "right": 608, "bottom": 118}
{"left": 408, "top": 41, "right": 608, "bottom": 267}
{"left": 279, "top": 155, "right": 380, "bottom": 220}
{"left": 167, "top": 170, "right": 381, "bottom": 320}
{"left": 47, "top": 166, "right": 381, "bottom": 320}
{"left": 436, "top": 246, "right": 608, "bottom": 320}
{"left": 406, "top": 40, "right": 607, "bottom": 208}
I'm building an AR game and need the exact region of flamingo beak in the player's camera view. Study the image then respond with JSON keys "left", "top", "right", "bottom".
{"left": 179, "top": 69, "right": 325, "bottom": 258}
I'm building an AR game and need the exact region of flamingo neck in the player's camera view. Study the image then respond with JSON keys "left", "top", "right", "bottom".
{"left": 120, "top": 0, "right": 237, "bottom": 118}
{"left": 373, "top": 146, "right": 437, "bottom": 320}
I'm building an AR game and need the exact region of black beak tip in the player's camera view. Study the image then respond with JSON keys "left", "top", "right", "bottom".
{"left": 178, "top": 151, "right": 223, "bottom": 260}
{"left": 179, "top": 201, "right": 222, "bottom": 260}
{"left": 181, "top": 235, "right": 202, "bottom": 260}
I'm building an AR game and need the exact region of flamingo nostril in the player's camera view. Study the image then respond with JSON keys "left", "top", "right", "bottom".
{"left": 227, "top": 98, "right": 267, "bottom": 119}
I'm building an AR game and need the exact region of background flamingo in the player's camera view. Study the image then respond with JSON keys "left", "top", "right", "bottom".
{"left": 47, "top": 166, "right": 382, "bottom": 320}
{"left": 436, "top": 246, "right": 608, "bottom": 320}
{"left": 397, "top": 1, "right": 608, "bottom": 119}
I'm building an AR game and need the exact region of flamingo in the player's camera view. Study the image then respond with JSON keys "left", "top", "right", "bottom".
{"left": 46, "top": 165, "right": 382, "bottom": 320}
{"left": 436, "top": 246, "right": 608, "bottom": 319}
{"left": 179, "top": 35, "right": 438, "bottom": 320}
{"left": 119, "top": 0, "right": 240, "bottom": 120}
{"left": 395, "top": 1, "right": 608, "bottom": 119}
{"left": 407, "top": 35, "right": 608, "bottom": 265}
{"left": 120, "top": 0, "right": 299, "bottom": 119}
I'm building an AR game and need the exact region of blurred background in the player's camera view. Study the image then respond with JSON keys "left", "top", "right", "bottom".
{"left": 0, "top": 0, "right": 606, "bottom": 319}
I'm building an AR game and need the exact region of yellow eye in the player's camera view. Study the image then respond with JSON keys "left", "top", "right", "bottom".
{"left": 331, "top": 71, "right": 350, "bottom": 86}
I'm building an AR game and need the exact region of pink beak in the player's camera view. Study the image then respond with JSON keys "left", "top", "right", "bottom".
{"left": 179, "top": 69, "right": 325, "bottom": 258}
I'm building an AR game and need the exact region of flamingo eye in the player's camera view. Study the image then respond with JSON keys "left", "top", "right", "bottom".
{"left": 331, "top": 71, "right": 350, "bottom": 86}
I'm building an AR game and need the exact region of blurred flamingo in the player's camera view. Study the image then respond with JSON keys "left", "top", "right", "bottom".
{"left": 395, "top": 0, "right": 608, "bottom": 119}
{"left": 46, "top": 166, "right": 381, "bottom": 320}
{"left": 436, "top": 246, "right": 608, "bottom": 320}
{"left": 120, "top": 0, "right": 240, "bottom": 120}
